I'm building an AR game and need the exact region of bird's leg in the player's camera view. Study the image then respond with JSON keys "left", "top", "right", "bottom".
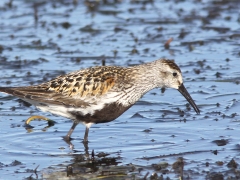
{"left": 83, "top": 127, "right": 90, "bottom": 157}
{"left": 64, "top": 121, "right": 78, "bottom": 141}
{"left": 83, "top": 127, "right": 89, "bottom": 143}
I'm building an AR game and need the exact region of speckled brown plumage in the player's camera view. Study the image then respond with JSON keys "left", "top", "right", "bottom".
{"left": 45, "top": 66, "right": 131, "bottom": 97}
{"left": 0, "top": 58, "right": 200, "bottom": 143}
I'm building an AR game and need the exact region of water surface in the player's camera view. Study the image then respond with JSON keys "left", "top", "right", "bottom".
{"left": 0, "top": 0, "right": 240, "bottom": 179}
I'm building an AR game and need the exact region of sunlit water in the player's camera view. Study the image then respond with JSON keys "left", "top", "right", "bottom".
{"left": 0, "top": 0, "right": 240, "bottom": 179}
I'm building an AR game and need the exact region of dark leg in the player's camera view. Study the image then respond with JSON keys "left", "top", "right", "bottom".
{"left": 83, "top": 127, "right": 89, "bottom": 143}
{"left": 64, "top": 121, "right": 78, "bottom": 141}
{"left": 83, "top": 127, "right": 90, "bottom": 156}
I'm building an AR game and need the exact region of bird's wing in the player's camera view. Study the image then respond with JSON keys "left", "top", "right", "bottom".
{"left": 0, "top": 66, "right": 123, "bottom": 107}
{"left": 0, "top": 86, "right": 88, "bottom": 107}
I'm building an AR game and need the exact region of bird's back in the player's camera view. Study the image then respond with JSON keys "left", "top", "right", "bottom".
{"left": 0, "top": 65, "right": 140, "bottom": 123}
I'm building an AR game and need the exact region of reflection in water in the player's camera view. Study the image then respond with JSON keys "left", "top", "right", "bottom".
{"left": 51, "top": 141, "right": 126, "bottom": 179}
{"left": 1, "top": 0, "right": 240, "bottom": 179}
{"left": 63, "top": 132, "right": 122, "bottom": 177}
{"left": 44, "top": 146, "right": 192, "bottom": 180}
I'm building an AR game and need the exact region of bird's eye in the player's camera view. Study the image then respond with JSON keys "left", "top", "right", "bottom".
{"left": 173, "top": 72, "right": 177, "bottom": 77}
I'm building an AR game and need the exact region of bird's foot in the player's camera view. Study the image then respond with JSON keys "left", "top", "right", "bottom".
{"left": 63, "top": 136, "right": 74, "bottom": 149}
{"left": 82, "top": 139, "right": 89, "bottom": 144}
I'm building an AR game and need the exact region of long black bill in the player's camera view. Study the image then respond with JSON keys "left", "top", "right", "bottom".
{"left": 178, "top": 84, "right": 200, "bottom": 114}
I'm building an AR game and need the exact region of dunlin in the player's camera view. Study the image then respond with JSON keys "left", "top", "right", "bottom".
{"left": 0, "top": 59, "right": 200, "bottom": 142}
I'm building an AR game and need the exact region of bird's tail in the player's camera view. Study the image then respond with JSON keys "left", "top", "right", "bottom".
{"left": 0, "top": 87, "right": 16, "bottom": 95}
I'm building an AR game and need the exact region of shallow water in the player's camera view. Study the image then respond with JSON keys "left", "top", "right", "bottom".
{"left": 0, "top": 0, "right": 240, "bottom": 179}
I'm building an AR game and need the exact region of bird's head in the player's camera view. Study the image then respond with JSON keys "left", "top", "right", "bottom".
{"left": 157, "top": 59, "right": 200, "bottom": 114}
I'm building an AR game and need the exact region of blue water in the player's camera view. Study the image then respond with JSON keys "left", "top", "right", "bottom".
{"left": 0, "top": 0, "right": 240, "bottom": 179}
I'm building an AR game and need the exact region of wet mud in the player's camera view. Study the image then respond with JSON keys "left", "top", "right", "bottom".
{"left": 0, "top": 0, "right": 240, "bottom": 179}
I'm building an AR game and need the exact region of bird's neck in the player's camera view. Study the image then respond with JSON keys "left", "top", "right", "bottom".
{"left": 133, "top": 61, "right": 162, "bottom": 91}
{"left": 114, "top": 61, "right": 163, "bottom": 106}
